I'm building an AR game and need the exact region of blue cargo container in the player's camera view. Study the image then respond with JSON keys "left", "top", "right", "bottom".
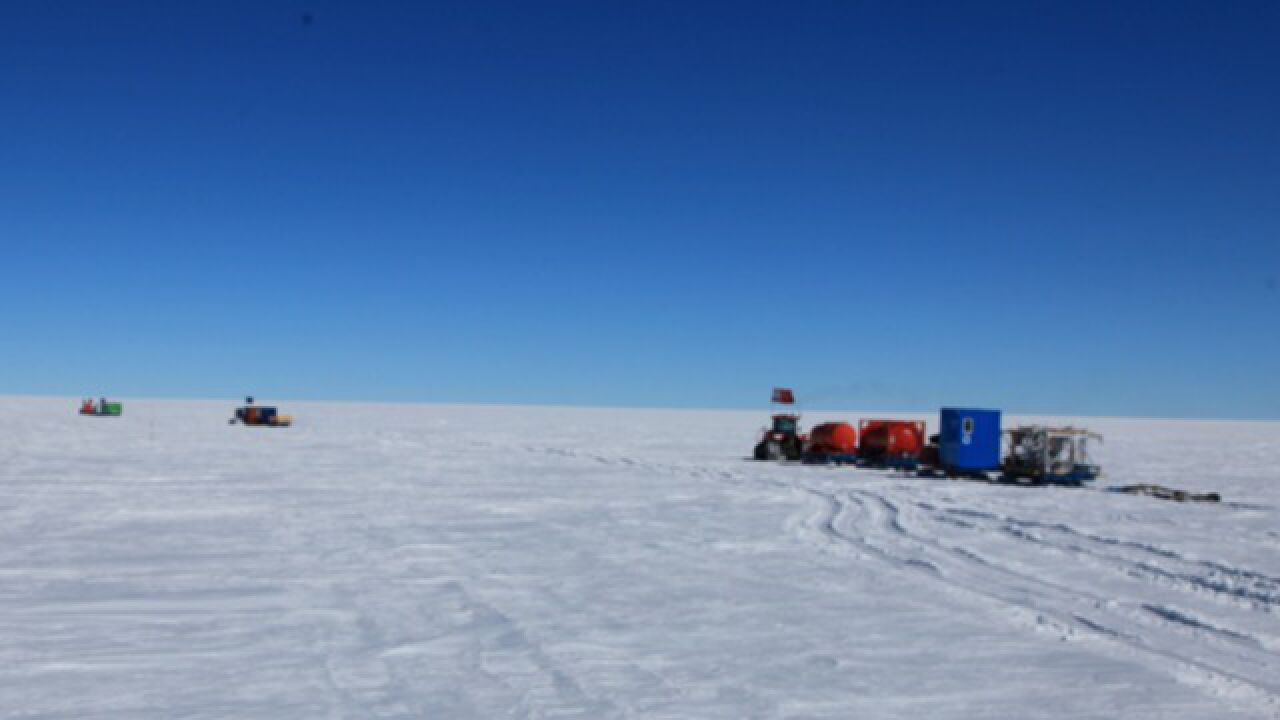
{"left": 939, "top": 407, "right": 1001, "bottom": 473}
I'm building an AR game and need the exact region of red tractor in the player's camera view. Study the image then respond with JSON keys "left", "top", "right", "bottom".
{"left": 753, "top": 413, "right": 806, "bottom": 461}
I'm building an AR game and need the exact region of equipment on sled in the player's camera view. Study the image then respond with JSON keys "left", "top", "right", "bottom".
{"left": 1001, "top": 426, "right": 1101, "bottom": 485}
{"left": 230, "top": 396, "right": 293, "bottom": 427}
{"left": 79, "top": 397, "right": 122, "bottom": 417}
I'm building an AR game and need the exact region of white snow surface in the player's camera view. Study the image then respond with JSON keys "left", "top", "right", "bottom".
{"left": 2, "top": 397, "right": 1278, "bottom": 719}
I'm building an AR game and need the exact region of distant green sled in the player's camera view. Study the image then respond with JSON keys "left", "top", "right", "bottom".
{"left": 79, "top": 398, "right": 122, "bottom": 417}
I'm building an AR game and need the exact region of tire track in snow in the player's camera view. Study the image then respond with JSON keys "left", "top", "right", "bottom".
{"left": 796, "top": 484, "right": 1280, "bottom": 715}
{"left": 923, "top": 505, "right": 1280, "bottom": 656}
{"left": 882, "top": 490, "right": 1280, "bottom": 696}
{"left": 501, "top": 440, "right": 1280, "bottom": 713}
{"left": 884, "top": 493, "right": 1278, "bottom": 651}
{"left": 317, "top": 576, "right": 620, "bottom": 718}
{"left": 448, "top": 581, "right": 618, "bottom": 719}
{"left": 931, "top": 505, "right": 1280, "bottom": 611}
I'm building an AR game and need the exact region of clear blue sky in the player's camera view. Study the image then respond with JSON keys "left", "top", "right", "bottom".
{"left": 2, "top": 1, "right": 1277, "bottom": 418}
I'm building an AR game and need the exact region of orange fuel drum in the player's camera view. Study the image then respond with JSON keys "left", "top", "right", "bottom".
{"left": 858, "top": 420, "right": 926, "bottom": 459}
{"left": 807, "top": 422, "right": 858, "bottom": 455}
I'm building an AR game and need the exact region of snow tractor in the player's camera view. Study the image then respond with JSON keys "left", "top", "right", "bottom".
{"left": 230, "top": 396, "right": 293, "bottom": 427}
{"left": 79, "top": 397, "right": 122, "bottom": 417}
{"left": 1000, "top": 426, "right": 1101, "bottom": 486}
{"left": 754, "top": 413, "right": 806, "bottom": 461}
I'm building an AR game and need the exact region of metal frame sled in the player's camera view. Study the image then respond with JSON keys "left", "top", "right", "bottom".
{"left": 1000, "top": 426, "right": 1101, "bottom": 486}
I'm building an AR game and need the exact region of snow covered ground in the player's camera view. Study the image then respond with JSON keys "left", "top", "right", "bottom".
{"left": 1, "top": 397, "right": 1277, "bottom": 719}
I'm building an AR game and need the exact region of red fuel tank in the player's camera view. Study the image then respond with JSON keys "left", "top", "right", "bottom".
{"left": 858, "top": 420, "right": 926, "bottom": 459}
{"left": 807, "top": 422, "right": 858, "bottom": 455}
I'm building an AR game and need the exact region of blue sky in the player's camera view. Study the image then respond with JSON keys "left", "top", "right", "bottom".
{"left": 2, "top": 1, "right": 1277, "bottom": 418}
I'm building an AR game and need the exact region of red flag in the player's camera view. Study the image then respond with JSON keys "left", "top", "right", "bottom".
{"left": 771, "top": 387, "right": 795, "bottom": 404}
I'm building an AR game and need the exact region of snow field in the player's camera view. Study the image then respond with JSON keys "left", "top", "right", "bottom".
{"left": 1, "top": 398, "right": 1277, "bottom": 718}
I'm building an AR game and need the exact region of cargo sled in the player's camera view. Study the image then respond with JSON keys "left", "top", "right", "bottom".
{"left": 230, "top": 397, "right": 293, "bottom": 427}
{"left": 1000, "top": 426, "right": 1101, "bottom": 486}
{"left": 79, "top": 398, "right": 122, "bottom": 417}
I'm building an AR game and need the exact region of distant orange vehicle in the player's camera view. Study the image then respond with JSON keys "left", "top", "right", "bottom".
{"left": 230, "top": 397, "right": 292, "bottom": 427}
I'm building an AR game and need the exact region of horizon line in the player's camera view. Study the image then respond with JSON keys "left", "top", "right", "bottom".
{"left": 2, "top": 392, "right": 1277, "bottom": 424}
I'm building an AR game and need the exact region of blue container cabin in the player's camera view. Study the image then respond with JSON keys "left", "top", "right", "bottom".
{"left": 938, "top": 407, "right": 1001, "bottom": 475}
